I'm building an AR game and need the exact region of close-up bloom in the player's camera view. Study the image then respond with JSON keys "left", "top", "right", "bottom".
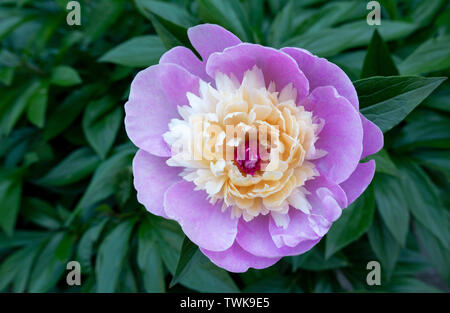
{"left": 125, "top": 24, "right": 383, "bottom": 272}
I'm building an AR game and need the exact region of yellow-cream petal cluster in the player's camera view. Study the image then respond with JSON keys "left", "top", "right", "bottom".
{"left": 163, "top": 66, "right": 325, "bottom": 228}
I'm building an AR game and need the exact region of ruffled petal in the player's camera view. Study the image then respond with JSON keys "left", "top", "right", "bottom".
{"left": 281, "top": 47, "right": 358, "bottom": 109}
{"left": 305, "top": 175, "right": 348, "bottom": 223}
{"left": 187, "top": 24, "right": 241, "bottom": 62}
{"left": 133, "top": 150, "right": 181, "bottom": 218}
{"left": 303, "top": 86, "right": 363, "bottom": 184}
{"left": 125, "top": 63, "right": 199, "bottom": 157}
{"left": 236, "top": 215, "right": 321, "bottom": 258}
{"left": 360, "top": 115, "right": 383, "bottom": 159}
{"left": 339, "top": 160, "right": 376, "bottom": 205}
{"left": 206, "top": 43, "right": 309, "bottom": 100}
{"left": 269, "top": 209, "right": 323, "bottom": 248}
{"left": 164, "top": 181, "right": 238, "bottom": 252}
{"left": 200, "top": 242, "right": 281, "bottom": 273}
{"left": 159, "top": 46, "right": 210, "bottom": 82}
{"left": 236, "top": 215, "right": 282, "bottom": 257}
{"left": 268, "top": 174, "right": 347, "bottom": 250}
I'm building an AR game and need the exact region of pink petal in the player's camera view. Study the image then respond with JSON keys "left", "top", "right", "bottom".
{"left": 268, "top": 175, "right": 347, "bottom": 250}
{"left": 360, "top": 114, "right": 384, "bottom": 159}
{"left": 200, "top": 242, "right": 281, "bottom": 273}
{"left": 206, "top": 43, "right": 309, "bottom": 101}
{"left": 125, "top": 63, "right": 199, "bottom": 157}
{"left": 340, "top": 160, "right": 376, "bottom": 205}
{"left": 159, "top": 46, "right": 210, "bottom": 82}
{"left": 305, "top": 175, "right": 348, "bottom": 222}
{"left": 269, "top": 209, "right": 323, "bottom": 248}
{"left": 236, "top": 215, "right": 321, "bottom": 258}
{"left": 163, "top": 181, "right": 238, "bottom": 252}
{"left": 282, "top": 47, "right": 359, "bottom": 109}
{"left": 236, "top": 215, "right": 281, "bottom": 257}
{"left": 303, "top": 86, "right": 363, "bottom": 184}
{"left": 132, "top": 150, "right": 180, "bottom": 218}
{"left": 187, "top": 24, "right": 241, "bottom": 62}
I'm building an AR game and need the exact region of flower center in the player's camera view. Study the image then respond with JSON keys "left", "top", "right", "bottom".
{"left": 234, "top": 140, "right": 261, "bottom": 176}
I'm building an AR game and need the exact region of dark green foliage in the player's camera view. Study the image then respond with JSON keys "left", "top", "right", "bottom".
{"left": 361, "top": 30, "right": 399, "bottom": 78}
{"left": 0, "top": 0, "right": 448, "bottom": 293}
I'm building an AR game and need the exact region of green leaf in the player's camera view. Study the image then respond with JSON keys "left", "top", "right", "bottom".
{"left": 26, "top": 81, "right": 48, "bottom": 128}
{"left": 395, "top": 249, "right": 430, "bottom": 277}
{"left": 368, "top": 213, "right": 400, "bottom": 281}
{"left": 399, "top": 35, "right": 450, "bottom": 75}
{"left": 114, "top": 166, "right": 133, "bottom": 207}
{"left": 0, "top": 244, "right": 40, "bottom": 291}
{"left": 0, "top": 66, "right": 14, "bottom": 85}
{"left": 135, "top": 0, "right": 196, "bottom": 47}
{"left": 292, "top": 1, "right": 365, "bottom": 38}
{"left": 82, "top": 96, "right": 123, "bottom": 159}
{"left": 76, "top": 219, "right": 108, "bottom": 272}
{"left": 95, "top": 218, "right": 137, "bottom": 292}
{"left": 355, "top": 76, "right": 446, "bottom": 132}
{"left": 0, "top": 80, "right": 41, "bottom": 137}
{"left": 408, "top": 0, "right": 446, "bottom": 28}
{"left": 151, "top": 216, "right": 239, "bottom": 292}
{"left": 330, "top": 50, "right": 366, "bottom": 80}
{"left": 373, "top": 173, "right": 409, "bottom": 246}
{"left": 11, "top": 244, "right": 41, "bottom": 292}
{"left": 413, "top": 150, "right": 450, "bottom": 180}
{"left": 99, "top": 35, "right": 166, "bottom": 67}
{"left": 0, "top": 9, "right": 30, "bottom": 40}
{"left": 170, "top": 236, "right": 199, "bottom": 288}
{"left": 50, "top": 66, "right": 82, "bottom": 87}
{"left": 244, "top": 0, "right": 264, "bottom": 33}
{"left": 184, "top": 253, "right": 240, "bottom": 292}
{"left": 283, "top": 21, "right": 416, "bottom": 57}
{"left": 118, "top": 263, "right": 139, "bottom": 292}
{"left": 422, "top": 84, "right": 450, "bottom": 113}
{"left": 325, "top": 187, "right": 375, "bottom": 258}
{"left": 137, "top": 219, "right": 165, "bottom": 292}
{"left": 365, "top": 149, "right": 399, "bottom": 176}
{"left": 196, "top": 0, "right": 251, "bottom": 41}
{"left": 21, "top": 197, "right": 61, "bottom": 230}
{"left": 414, "top": 221, "right": 450, "bottom": 284}
{"left": 0, "top": 49, "right": 21, "bottom": 67}
{"left": 135, "top": 0, "right": 196, "bottom": 29}
{"left": 378, "top": 0, "right": 398, "bottom": 19}
{"left": 0, "top": 230, "right": 49, "bottom": 250}
{"left": 398, "top": 161, "right": 449, "bottom": 248}
{"left": 297, "top": 246, "right": 349, "bottom": 271}
{"left": 82, "top": 0, "right": 125, "bottom": 45}
{"left": 139, "top": 9, "right": 183, "bottom": 49}
{"left": 28, "top": 232, "right": 74, "bottom": 292}
{"left": 385, "top": 276, "right": 441, "bottom": 293}
{"left": 77, "top": 144, "right": 135, "bottom": 211}
{"left": 43, "top": 84, "right": 102, "bottom": 141}
{"left": 392, "top": 114, "right": 450, "bottom": 150}
{"left": 268, "top": 0, "right": 293, "bottom": 47}
{"left": 361, "top": 30, "right": 399, "bottom": 78}
{"left": 35, "top": 147, "right": 101, "bottom": 186}
{"left": 244, "top": 274, "right": 302, "bottom": 293}
{"left": 268, "top": 0, "right": 289, "bottom": 13}
{"left": 434, "top": 6, "right": 450, "bottom": 34}
{"left": 0, "top": 167, "right": 23, "bottom": 236}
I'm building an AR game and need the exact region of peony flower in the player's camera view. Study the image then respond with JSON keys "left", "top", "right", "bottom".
{"left": 125, "top": 24, "right": 383, "bottom": 272}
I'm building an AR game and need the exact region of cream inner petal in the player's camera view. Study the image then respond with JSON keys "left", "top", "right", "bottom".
{"left": 163, "top": 66, "right": 326, "bottom": 228}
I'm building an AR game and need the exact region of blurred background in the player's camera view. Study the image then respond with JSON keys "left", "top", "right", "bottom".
{"left": 0, "top": 0, "right": 448, "bottom": 293}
